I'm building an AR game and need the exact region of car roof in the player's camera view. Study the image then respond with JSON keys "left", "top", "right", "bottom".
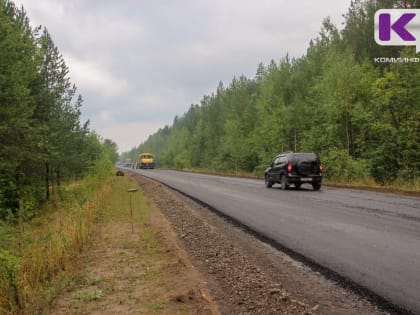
{"left": 276, "top": 152, "right": 316, "bottom": 157}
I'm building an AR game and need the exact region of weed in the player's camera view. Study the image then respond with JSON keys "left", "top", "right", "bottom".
{"left": 139, "top": 230, "right": 163, "bottom": 256}
{"left": 86, "top": 276, "right": 102, "bottom": 286}
{"left": 72, "top": 289, "right": 104, "bottom": 302}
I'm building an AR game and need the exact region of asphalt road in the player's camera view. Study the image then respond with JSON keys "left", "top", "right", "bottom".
{"left": 131, "top": 169, "right": 420, "bottom": 313}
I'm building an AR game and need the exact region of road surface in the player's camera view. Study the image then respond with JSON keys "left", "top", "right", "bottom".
{"left": 131, "top": 169, "right": 420, "bottom": 313}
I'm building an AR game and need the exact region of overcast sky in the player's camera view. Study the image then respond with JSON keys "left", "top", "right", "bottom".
{"left": 16, "top": 0, "right": 350, "bottom": 153}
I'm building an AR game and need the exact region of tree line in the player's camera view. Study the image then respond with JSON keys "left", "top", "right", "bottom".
{"left": 122, "top": 0, "right": 419, "bottom": 186}
{"left": 0, "top": 0, "right": 118, "bottom": 220}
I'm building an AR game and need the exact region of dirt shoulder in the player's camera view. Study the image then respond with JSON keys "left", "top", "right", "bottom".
{"left": 49, "top": 176, "right": 217, "bottom": 315}
{"left": 132, "top": 172, "right": 391, "bottom": 315}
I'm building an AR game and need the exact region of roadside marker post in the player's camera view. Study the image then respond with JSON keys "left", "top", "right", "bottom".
{"left": 127, "top": 189, "right": 138, "bottom": 233}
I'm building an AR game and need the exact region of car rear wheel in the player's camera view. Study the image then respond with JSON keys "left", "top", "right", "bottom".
{"left": 280, "top": 175, "right": 289, "bottom": 190}
{"left": 265, "top": 175, "right": 273, "bottom": 188}
{"left": 312, "top": 182, "right": 321, "bottom": 191}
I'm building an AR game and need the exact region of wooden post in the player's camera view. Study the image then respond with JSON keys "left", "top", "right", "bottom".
{"left": 127, "top": 189, "right": 138, "bottom": 233}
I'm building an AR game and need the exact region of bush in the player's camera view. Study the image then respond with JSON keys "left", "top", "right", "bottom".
{"left": 321, "top": 149, "right": 370, "bottom": 183}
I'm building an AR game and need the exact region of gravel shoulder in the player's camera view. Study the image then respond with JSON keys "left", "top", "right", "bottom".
{"left": 132, "top": 172, "right": 392, "bottom": 315}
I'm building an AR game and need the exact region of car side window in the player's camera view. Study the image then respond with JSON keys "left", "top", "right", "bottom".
{"left": 274, "top": 157, "right": 281, "bottom": 165}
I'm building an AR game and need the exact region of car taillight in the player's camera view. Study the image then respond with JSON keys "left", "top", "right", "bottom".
{"left": 287, "top": 163, "right": 292, "bottom": 173}
{"left": 319, "top": 163, "right": 323, "bottom": 174}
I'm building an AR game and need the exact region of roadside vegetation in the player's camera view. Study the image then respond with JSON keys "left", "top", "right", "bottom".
{"left": 122, "top": 0, "right": 420, "bottom": 191}
{"left": 0, "top": 1, "right": 119, "bottom": 313}
{"left": 0, "top": 162, "right": 112, "bottom": 314}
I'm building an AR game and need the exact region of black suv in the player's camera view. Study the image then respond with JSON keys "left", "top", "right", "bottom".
{"left": 264, "top": 152, "right": 323, "bottom": 190}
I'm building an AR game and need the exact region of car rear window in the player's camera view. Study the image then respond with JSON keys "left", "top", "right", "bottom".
{"left": 290, "top": 153, "right": 318, "bottom": 161}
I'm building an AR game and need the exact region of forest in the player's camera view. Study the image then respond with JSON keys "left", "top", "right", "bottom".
{"left": 0, "top": 0, "right": 118, "bottom": 220}
{"left": 0, "top": 2, "right": 120, "bottom": 310}
{"left": 122, "top": 0, "right": 419, "bottom": 188}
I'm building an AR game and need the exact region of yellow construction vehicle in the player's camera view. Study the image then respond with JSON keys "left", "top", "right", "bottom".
{"left": 138, "top": 153, "right": 155, "bottom": 169}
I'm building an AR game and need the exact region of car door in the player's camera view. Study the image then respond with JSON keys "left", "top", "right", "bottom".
{"left": 270, "top": 156, "right": 282, "bottom": 182}
{"left": 278, "top": 156, "right": 288, "bottom": 180}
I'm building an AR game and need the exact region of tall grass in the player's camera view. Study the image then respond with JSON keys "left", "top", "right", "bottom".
{"left": 0, "top": 165, "right": 113, "bottom": 314}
